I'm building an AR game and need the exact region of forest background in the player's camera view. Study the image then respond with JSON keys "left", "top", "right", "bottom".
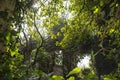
{"left": 0, "top": 0, "right": 120, "bottom": 80}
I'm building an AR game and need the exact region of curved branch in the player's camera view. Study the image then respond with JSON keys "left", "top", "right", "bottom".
{"left": 31, "top": 9, "right": 43, "bottom": 67}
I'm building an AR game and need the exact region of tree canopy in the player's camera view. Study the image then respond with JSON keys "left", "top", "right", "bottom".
{"left": 0, "top": 0, "right": 120, "bottom": 80}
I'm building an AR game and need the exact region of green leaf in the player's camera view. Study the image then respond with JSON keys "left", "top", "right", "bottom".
{"left": 52, "top": 75, "right": 64, "bottom": 80}
{"left": 116, "top": 4, "right": 119, "bottom": 7}
{"left": 51, "top": 34, "right": 57, "bottom": 39}
{"left": 50, "top": 23, "right": 54, "bottom": 27}
{"left": 11, "top": 51, "right": 16, "bottom": 57}
{"left": 5, "top": 32, "right": 11, "bottom": 42}
{"left": 109, "top": 29, "right": 115, "bottom": 34}
{"left": 57, "top": 32, "right": 62, "bottom": 36}
{"left": 67, "top": 76, "right": 75, "bottom": 80}
{"left": 93, "top": 7, "right": 100, "bottom": 14}
{"left": 104, "top": 77, "right": 112, "bottom": 80}
{"left": 67, "top": 67, "right": 81, "bottom": 77}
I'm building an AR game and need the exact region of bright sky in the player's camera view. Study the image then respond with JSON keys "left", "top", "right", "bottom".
{"left": 77, "top": 55, "right": 91, "bottom": 68}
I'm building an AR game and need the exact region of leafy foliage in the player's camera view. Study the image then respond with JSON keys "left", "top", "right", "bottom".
{"left": 0, "top": 0, "right": 120, "bottom": 80}
{"left": 66, "top": 67, "right": 81, "bottom": 77}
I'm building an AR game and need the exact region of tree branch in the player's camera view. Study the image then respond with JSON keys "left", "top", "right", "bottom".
{"left": 31, "top": 9, "right": 43, "bottom": 67}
